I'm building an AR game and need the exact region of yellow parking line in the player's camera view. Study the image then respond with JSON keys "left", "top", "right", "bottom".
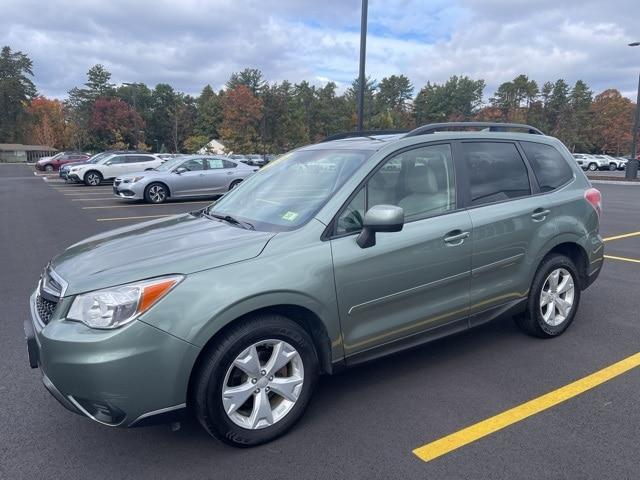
{"left": 83, "top": 201, "right": 211, "bottom": 209}
{"left": 413, "top": 352, "right": 640, "bottom": 463}
{"left": 96, "top": 214, "right": 174, "bottom": 222}
{"left": 603, "top": 231, "right": 640, "bottom": 242}
{"left": 604, "top": 254, "right": 640, "bottom": 264}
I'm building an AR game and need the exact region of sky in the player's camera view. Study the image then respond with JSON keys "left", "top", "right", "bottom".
{"left": 1, "top": 0, "right": 639, "bottom": 100}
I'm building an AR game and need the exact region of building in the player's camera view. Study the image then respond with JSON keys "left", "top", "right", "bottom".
{"left": 197, "top": 139, "right": 226, "bottom": 155}
{"left": 0, "top": 144, "right": 58, "bottom": 163}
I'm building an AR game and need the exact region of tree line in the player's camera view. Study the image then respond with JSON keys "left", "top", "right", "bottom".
{"left": 1, "top": 45, "right": 637, "bottom": 155}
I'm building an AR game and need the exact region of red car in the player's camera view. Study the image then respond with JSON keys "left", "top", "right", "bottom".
{"left": 35, "top": 152, "right": 90, "bottom": 172}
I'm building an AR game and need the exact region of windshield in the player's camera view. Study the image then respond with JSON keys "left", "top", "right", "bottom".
{"left": 155, "top": 157, "right": 185, "bottom": 171}
{"left": 207, "top": 148, "right": 372, "bottom": 231}
{"left": 87, "top": 152, "right": 111, "bottom": 164}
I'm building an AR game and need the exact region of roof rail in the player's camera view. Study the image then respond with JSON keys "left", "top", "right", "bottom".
{"left": 404, "top": 122, "right": 545, "bottom": 137}
{"left": 321, "top": 129, "right": 409, "bottom": 143}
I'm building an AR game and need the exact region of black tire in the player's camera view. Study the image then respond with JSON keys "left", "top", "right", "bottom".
{"left": 609, "top": 163, "right": 617, "bottom": 171}
{"left": 44, "top": 164, "right": 54, "bottom": 172}
{"left": 84, "top": 170, "right": 102, "bottom": 186}
{"left": 588, "top": 163, "right": 598, "bottom": 171}
{"left": 144, "top": 182, "right": 168, "bottom": 203}
{"left": 515, "top": 254, "right": 581, "bottom": 338}
{"left": 193, "top": 314, "right": 319, "bottom": 447}
{"left": 229, "top": 179, "right": 242, "bottom": 191}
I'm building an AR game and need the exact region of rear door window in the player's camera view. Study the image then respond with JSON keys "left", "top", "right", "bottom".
{"left": 520, "top": 142, "right": 573, "bottom": 192}
{"left": 461, "top": 142, "right": 531, "bottom": 206}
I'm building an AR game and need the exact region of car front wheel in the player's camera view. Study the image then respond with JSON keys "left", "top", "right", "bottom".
{"left": 609, "top": 163, "right": 617, "bottom": 171}
{"left": 516, "top": 254, "right": 581, "bottom": 338}
{"left": 84, "top": 171, "right": 102, "bottom": 186}
{"left": 588, "top": 163, "right": 598, "bottom": 171}
{"left": 193, "top": 314, "right": 319, "bottom": 447}
{"left": 144, "top": 183, "right": 168, "bottom": 203}
{"left": 45, "top": 164, "right": 54, "bottom": 172}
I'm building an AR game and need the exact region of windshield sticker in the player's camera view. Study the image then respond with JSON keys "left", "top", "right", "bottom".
{"left": 282, "top": 211, "right": 299, "bottom": 222}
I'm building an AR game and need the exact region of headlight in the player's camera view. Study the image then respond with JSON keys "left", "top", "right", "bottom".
{"left": 130, "top": 176, "right": 145, "bottom": 183}
{"left": 66, "top": 275, "right": 183, "bottom": 329}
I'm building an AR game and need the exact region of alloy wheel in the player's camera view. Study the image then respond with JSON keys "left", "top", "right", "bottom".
{"left": 222, "top": 339, "right": 304, "bottom": 430}
{"left": 148, "top": 185, "right": 166, "bottom": 203}
{"left": 87, "top": 173, "right": 100, "bottom": 185}
{"left": 539, "top": 268, "right": 575, "bottom": 326}
{"left": 45, "top": 165, "right": 54, "bottom": 172}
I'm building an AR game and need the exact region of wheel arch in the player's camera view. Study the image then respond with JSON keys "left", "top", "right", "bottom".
{"left": 540, "top": 241, "right": 589, "bottom": 288}
{"left": 186, "top": 303, "right": 334, "bottom": 408}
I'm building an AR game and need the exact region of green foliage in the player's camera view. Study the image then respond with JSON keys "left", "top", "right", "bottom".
{"left": 0, "top": 46, "right": 37, "bottom": 142}
{"left": 4, "top": 46, "right": 637, "bottom": 157}
{"left": 415, "top": 75, "right": 485, "bottom": 124}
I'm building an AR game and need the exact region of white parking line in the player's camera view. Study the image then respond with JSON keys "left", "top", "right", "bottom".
{"left": 97, "top": 214, "right": 174, "bottom": 222}
{"left": 71, "top": 198, "right": 115, "bottom": 201}
{"left": 82, "top": 201, "right": 211, "bottom": 209}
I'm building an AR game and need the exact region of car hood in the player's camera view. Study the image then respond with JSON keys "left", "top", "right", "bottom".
{"left": 52, "top": 213, "right": 275, "bottom": 295}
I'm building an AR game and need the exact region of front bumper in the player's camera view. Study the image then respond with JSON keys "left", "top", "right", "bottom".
{"left": 26, "top": 291, "right": 198, "bottom": 427}
{"left": 113, "top": 181, "right": 145, "bottom": 200}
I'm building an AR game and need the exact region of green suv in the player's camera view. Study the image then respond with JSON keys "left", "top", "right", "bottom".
{"left": 25, "top": 122, "right": 604, "bottom": 446}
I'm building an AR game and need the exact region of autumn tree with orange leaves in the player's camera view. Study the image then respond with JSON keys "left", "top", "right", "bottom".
{"left": 27, "top": 96, "right": 66, "bottom": 148}
{"left": 589, "top": 89, "right": 636, "bottom": 155}
{"left": 219, "top": 85, "right": 263, "bottom": 153}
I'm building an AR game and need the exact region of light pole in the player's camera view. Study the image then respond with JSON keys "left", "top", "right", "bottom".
{"left": 356, "top": 0, "right": 368, "bottom": 131}
{"left": 626, "top": 42, "right": 640, "bottom": 180}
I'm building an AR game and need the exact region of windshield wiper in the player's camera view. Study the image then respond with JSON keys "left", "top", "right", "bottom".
{"left": 203, "top": 211, "right": 254, "bottom": 230}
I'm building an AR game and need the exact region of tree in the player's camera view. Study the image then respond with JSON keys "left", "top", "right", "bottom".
{"left": 490, "top": 74, "right": 538, "bottom": 122}
{"left": 194, "top": 85, "right": 222, "bottom": 139}
{"left": 415, "top": 75, "right": 485, "bottom": 124}
{"left": 373, "top": 74, "right": 414, "bottom": 128}
{"left": 27, "top": 96, "right": 66, "bottom": 148}
{"left": 226, "top": 68, "right": 266, "bottom": 95}
{"left": 89, "top": 97, "right": 144, "bottom": 150}
{"left": 219, "top": 85, "right": 263, "bottom": 153}
{"left": 0, "top": 46, "right": 37, "bottom": 142}
{"left": 184, "top": 134, "right": 210, "bottom": 153}
{"left": 262, "top": 81, "right": 309, "bottom": 152}
{"left": 564, "top": 80, "right": 593, "bottom": 152}
{"left": 589, "top": 89, "right": 635, "bottom": 155}
{"left": 345, "top": 76, "right": 377, "bottom": 129}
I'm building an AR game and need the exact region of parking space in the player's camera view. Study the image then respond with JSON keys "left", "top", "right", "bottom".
{"left": 39, "top": 172, "right": 218, "bottom": 224}
{"left": 2, "top": 163, "right": 640, "bottom": 479}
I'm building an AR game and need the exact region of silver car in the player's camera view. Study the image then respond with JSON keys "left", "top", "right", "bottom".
{"left": 113, "top": 156, "right": 257, "bottom": 203}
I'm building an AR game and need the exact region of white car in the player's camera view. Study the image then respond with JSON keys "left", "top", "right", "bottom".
{"left": 67, "top": 153, "right": 164, "bottom": 186}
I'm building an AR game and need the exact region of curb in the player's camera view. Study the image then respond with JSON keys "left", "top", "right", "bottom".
{"left": 590, "top": 180, "right": 640, "bottom": 186}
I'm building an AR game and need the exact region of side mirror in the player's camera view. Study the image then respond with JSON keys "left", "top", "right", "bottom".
{"left": 356, "top": 205, "right": 404, "bottom": 249}
{"left": 104, "top": 161, "right": 112, "bottom": 166}
{"left": 174, "top": 167, "right": 187, "bottom": 174}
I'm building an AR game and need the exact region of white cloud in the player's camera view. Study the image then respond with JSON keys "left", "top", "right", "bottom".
{"left": 0, "top": 0, "right": 638, "bottom": 100}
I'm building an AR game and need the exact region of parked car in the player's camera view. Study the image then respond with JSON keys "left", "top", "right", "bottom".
{"left": 245, "top": 154, "right": 268, "bottom": 167}
{"left": 66, "top": 153, "right": 163, "bottom": 186}
{"left": 113, "top": 156, "right": 257, "bottom": 203}
{"left": 35, "top": 152, "right": 90, "bottom": 172}
{"left": 228, "top": 154, "right": 249, "bottom": 164}
{"left": 25, "top": 122, "right": 603, "bottom": 447}
{"left": 59, "top": 151, "right": 138, "bottom": 181}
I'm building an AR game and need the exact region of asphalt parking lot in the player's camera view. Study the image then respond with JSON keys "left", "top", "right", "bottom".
{"left": 1, "top": 163, "right": 639, "bottom": 479}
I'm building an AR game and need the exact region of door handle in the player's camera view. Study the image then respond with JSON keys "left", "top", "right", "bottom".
{"left": 226, "top": 171, "right": 233, "bottom": 175}
{"left": 443, "top": 230, "right": 470, "bottom": 246}
{"left": 531, "top": 208, "right": 550, "bottom": 221}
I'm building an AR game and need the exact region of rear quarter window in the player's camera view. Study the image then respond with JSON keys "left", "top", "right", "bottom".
{"left": 520, "top": 142, "right": 573, "bottom": 192}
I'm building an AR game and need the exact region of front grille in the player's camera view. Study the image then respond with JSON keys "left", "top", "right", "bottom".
{"left": 36, "top": 294, "right": 58, "bottom": 324}
{"left": 114, "top": 179, "right": 121, "bottom": 186}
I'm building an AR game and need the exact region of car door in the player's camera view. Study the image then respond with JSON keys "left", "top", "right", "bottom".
{"left": 330, "top": 143, "right": 472, "bottom": 363}
{"left": 102, "top": 155, "right": 128, "bottom": 179}
{"left": 204, "top": 158, "right": 235, "bottom": 194}
{"left": 122, "top": 155, "right": 151, "bottom": 175}
{"left": 458, "top": 140, "right": 558, "bottom": 325}
{"left": 170, "top": 158, "right": 208, "bottom": 196}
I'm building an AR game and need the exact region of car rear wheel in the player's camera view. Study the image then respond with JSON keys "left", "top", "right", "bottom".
{"left": 588, "top": 163, "right": 598, "bottom": 171}
{"left": 193, "top": 314, "right": 319, "bottom": 447}
{"left": 84, "top": 171, "right": 102, "bottom": 186}
{"left": 516, "top": 254, "right": 581, "bottom": 338}
{"left": 144, "top": 183, "right": 168, "bottom": 203}
{"left": 44, "top": 164, "right": 54, "bottom": 172}
{"left": 609, "top": 163, "right": 617, "bottom": 171}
